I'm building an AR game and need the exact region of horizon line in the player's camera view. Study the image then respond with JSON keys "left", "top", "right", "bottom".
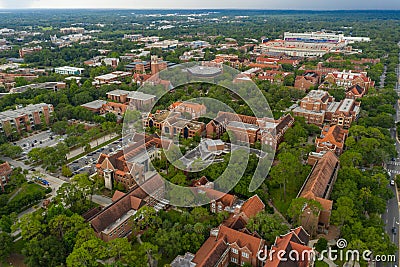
{"left": 0, "top": 8, "right": 399, "bottom": 11}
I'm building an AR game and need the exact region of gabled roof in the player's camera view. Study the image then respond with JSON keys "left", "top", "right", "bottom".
{"left": 266, "top": 227, "right": 312, "bottom": 267}
{"left": 299, "top": 151, "right": 339, "bottom": 200}
{"left": 346, "top": 84, "right": 365, "bottom": 95}
{"left": 112, "top": 190, "right": 125, "bottom": 202}
{"left": 89, "top": 186, "right": 147, "bottom": 233}
{"left": 218, "top": 225, "right": 265, "bottom": 261}
{"left": 316, "top": 125, "right": 348, "bottom": 150}
{"left": 192, "top": 237, "right": 229, "bottom": 267}
{"left": 240, "top": 195, "right": 265, "bottom": 219}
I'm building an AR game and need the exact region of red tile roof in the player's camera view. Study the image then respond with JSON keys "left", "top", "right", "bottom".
{"left": 241, "top": 195, "right": 265, "bottom": 219}
{"left": 0, "top": 162, "right": 12, "bottom": 176}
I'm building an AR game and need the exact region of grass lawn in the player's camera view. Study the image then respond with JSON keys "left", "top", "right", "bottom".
{"left": 9, "top": 183, "right": 46, "bottom": 205}
{"left": 269, "top": 164, "right": 311, "bottom": 215}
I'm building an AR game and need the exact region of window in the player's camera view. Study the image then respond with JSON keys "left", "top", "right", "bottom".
{"left": 232, "top": 248, "right": 238, "bottom": 254}
{"left": 242, "top": 252, "right": 249, "bottom": 258}
{"left": 231, "top": 257, "right": 238, "bottom": 263}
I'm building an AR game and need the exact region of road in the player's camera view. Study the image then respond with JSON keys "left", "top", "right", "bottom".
{"left": 381, "top": 46, "right": 400, "bottom": 267}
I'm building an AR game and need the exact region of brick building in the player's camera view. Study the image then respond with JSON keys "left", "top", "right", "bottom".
{"left": 206, "top": 112, "right": 294, "bottom": 149}
{"left": 331, "top": 98, "right": 360, "bottom": 128}
{"left": 0, "top": 103, "right": 53, "bottom": 136}
{"left": 294, "top": 71, "right": 320, "bottom": 91}
{"left": 315, "top": 125, "right": 348, "bottom": 156}
{"left": 86, "top": 174, "right": 165, "bottom": 242}
{"left": 297, "top": 151, "right": 339, "bottom": 234}
{"left": 169, "top": 101, "right": 207, "bottom": 119}
{"left": 96, "top": 135, "right": 171, "bottom": 190}
{"left": 0, "top": 162, "right": 12, "bottom": 192}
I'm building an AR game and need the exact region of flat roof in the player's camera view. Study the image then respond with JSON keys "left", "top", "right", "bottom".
{"left": 81, "top": 100, "right": 107, "bottom": 110}
{"left": 128, "top": 91, "right": 156, "bottom": 101}
{"left": 227, "top": 121, "right": 259, "bottom": 131}
{"left": 107, "top": 89, "right": 130, "bottom": 97}
{"left": 0, "top": 103, "right": 52, "bottom": 121}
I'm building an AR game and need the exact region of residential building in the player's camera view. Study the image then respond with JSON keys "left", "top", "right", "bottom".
{"left": 9, "top": 82, "right": 66, "bottom": 93}
{"left": 258, "top": 114, "right": 295, "bottom": 149}
{"left": 87, "top": 174, "right": 165, "bottom": 242}
{"left": 144, "top": 110, "right": 205, "bottom": 139}
{"left": 101, "top": 102, "right": 128, "bottom": 117}
{"left": 264, "top": 227, "right": 313, "bottom": 267}
{"left": 294, "top": 71, "right": 320, "bottom": 91}
{"left": 0, "top": 162, "right": 12, "bottom": 192}
{"left": 331, "top": 98, "right": 360, "bottom": 128}
{"left": 315, "top": 125, "right": 348, "bottom": 156}
{"left": 55, "top": 66, "right": 85, "bottom": 76}
{"left": 19, "top": 46, "right": 42, "bottom": 58}
{"left": 0, "top": 103, "right": 53, "bottom": 135}
{"left": 323, "top": 70, "right": 374, "bottom": 90}
{"left": 297, "top": 151, "right": 339, "bottom": 234}
{"left": 169, "top": 101, "right": 207, "bottom": 119}
{"left": 206, "top": 112, "right": 294, "bottom": 149}
{"left": 345, "top": 84, "right": 366, "bottom": 99}
{"left": 81, "top": 100, "right": 108, "bottom": 113}
{"left": 93, "top": 71, "right": 131, "bottom": 86}
{"left": 293, "top": 90, "right": 336, "bottom": 126}
{"left": 106, "top": 89, "right": 156, "bottom": 110}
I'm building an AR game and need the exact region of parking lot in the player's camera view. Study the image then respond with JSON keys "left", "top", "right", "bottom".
{"left": 15, "top": 131, "right": 64, "bottom": 153}
{"left": 68, "top": 138, "right": 123, "bottom": 176}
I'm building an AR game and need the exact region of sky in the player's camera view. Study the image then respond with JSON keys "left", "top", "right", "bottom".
{"left": 0, "top": 0, "right": 399, "bottom": 10}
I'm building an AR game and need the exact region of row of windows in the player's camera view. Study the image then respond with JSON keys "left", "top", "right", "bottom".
{"left": 231, "top": 248, "right": 249, "bottom": 258}
{"left": 230, "top": 257, "right": 248, "bottom": 265}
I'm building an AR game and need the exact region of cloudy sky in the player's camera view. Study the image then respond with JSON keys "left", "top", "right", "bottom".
{"left": 0, "top": 0, "right": 399, "bottom": 10}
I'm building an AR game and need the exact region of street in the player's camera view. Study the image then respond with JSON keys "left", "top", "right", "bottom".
{"left": 381, "top": 46, "right": 400, "bottom": 267}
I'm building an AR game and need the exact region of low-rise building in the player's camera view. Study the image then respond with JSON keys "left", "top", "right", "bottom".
{"left": 297, "top": 151, "right": 339, "bottom": 234}
{"left": 206, "top": 112, "right": 294, "bottom": 149}
{"left": 292, "top": 90, "right": 340, "bottom": 127}
{"left": 87, "top": 175, "right": 165, "bottom": 242}
{"left": 96, "top": 135, "right": 169, "bottom": 190}
{"left": 315, "top": 125, "right": 348, "bottom": 156}
{"left": 331, "top": 98, "right": 360, "bottom": 128}
{"left": 19, "top": 46, "right": 42, "bottom": 58}
{"left": 265, "top": 227, "right": 313, "bottom": 267}
{"left": 345, "top": 84, "right": 366, "bottom": 99}
{"left": 323, "top": 70, "right": 374, "bottom": 90}
{"left": 0, "top": 162, "right": 12, "bottom": 192}
{"left": 294, "top": 71, "right": 320, "bottom": 91}
{"left": 81, "top": 100, "right": 108, "bottom": 113}
{"left": 106, "top": 89, "right": 156, "bottom": 110}
{"left": 93, "top": 71, "right": 131, "bottom": 86}
{"left": 55, "top": 66, "right": 85, "bottom": 76}
{"left": 0, "top": 103, "right": 53, "bottom": 135}
{"left": 169, "top": 101, "right": 207, "bottom": 119}
{"left": 9, "top": 82, "right": 66, "bottom": 93}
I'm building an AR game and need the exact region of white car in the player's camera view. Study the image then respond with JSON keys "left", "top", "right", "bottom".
{"left": 391, "top": 180, "right": 395, "bottom": 186}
